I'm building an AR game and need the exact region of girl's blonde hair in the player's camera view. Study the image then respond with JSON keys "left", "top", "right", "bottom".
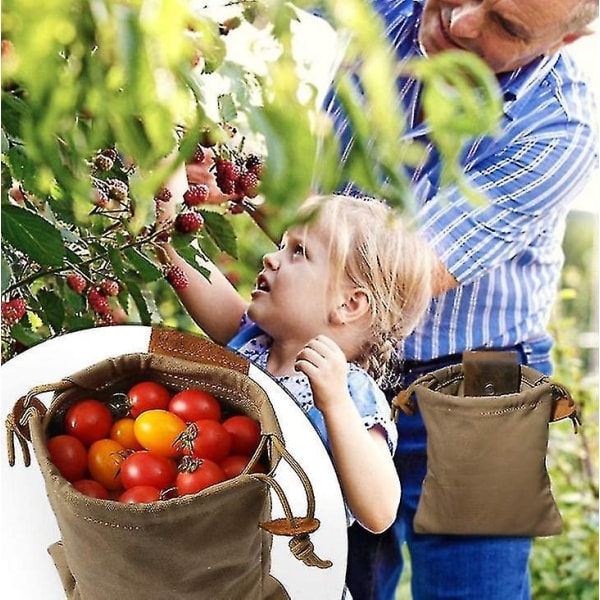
{"left": 299, "top": 194, "right": 435, "bottom": 384}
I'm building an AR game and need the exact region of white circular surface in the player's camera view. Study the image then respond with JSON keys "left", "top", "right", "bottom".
{"left": 0, "top": 326, "right": 347, "bottom": 599}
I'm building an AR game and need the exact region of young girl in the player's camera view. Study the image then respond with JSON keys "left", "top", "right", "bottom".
{"left": 157, "top": 164, "right": 434, "bottom": 533}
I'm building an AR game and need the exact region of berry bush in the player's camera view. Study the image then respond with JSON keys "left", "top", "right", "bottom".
{"left": 1, "top": 0, "right": 501, "bottom": 361}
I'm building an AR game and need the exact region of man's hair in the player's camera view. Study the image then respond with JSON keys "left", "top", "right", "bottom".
{"left": 567, "top": 0, "right": 599, "bottom": 32}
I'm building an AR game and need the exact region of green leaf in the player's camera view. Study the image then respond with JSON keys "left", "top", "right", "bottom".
{"left": 198, "top": 210, "right": 238, "bottom": 259}
{"left": 36, "top": 288, "right": 65, "bottom": 333}
{"left": 1, "top": 255, "right": 12, "bottom": 293}
{"left": 218, "top": 94, "right": 237, "bottom": 123}
{"left": 10, "top": 322, "right": 44, "bottom": 347}
{"left": 124, "top": 279, "right": 151, "bottom": 324}
{"left": 1, "top": 204, "right": 65, "bottom": 267}
{"left": 122, "top": 247, "right": 162, "bottom": 282}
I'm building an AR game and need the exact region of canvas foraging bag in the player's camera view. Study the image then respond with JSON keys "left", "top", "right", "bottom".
{"left": 391, "top": 351, "right": 580, "bottom": 537}
{"left": 6, "top": 328, "right": 332, "bottom": 600}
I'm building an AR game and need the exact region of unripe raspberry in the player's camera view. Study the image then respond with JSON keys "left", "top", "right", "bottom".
{"left": 183, "top": 184, "right": 209, "bottom": 207}
{"left": 93, "top": 153, "right": 114, "bottom": 172}
{"left": 87, "top": 288, "right": 111, "bottom": 315}
{"left": 175, "top": 212, "right": 204, "bottom": 234}
{"left": 66, "top": 272, "right": 87, "bottom": 294}
{"left": 107, "top": 178, "right": 128, "bottom": 203}
{"left": 165, "top": 265, "right": 189, "bottom": 290}
{"left": 100, "top": 279, "right": 120, "bottom": 297}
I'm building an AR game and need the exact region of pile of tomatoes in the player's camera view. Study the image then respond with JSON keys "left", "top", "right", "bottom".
{"left": 46, "top": 380, "right": 264, "bottom": 503}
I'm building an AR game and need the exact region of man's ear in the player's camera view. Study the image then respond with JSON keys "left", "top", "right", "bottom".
{"left": 547, "top": 27, "right": 595, "bottom": 55}
{"left": 330, "top": 289, "right": 370, "bottom": 325}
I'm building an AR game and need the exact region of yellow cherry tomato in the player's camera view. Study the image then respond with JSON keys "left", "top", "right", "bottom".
{"left": 134, "top": 410, "right": 186, "bottom": 458}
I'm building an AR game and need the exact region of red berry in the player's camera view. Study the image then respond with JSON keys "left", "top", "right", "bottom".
{"left": 175, "top": 212, "right": 204, "bottom": 234}
{"left": 228, "top": 201, "right": 245, "bottom": 215}
{"left": 154, "top": 187, "right": 172, "bottom": 203}
{"left": 165, "top": 265, "right": 189, "bottom": 290}
{"left": 236, "top": 171, "right": 259, "bottom": 198}
{"left": 1, "top": 298, "right": 27, "bottom": 326}
{"left": 100, "top": 279, "right": 120, "bottom": 297}
{"left": 67, "top": 272, "right": 87, "bottom": 294}
{"left": 192, "top": 145, "right": 205, "bottom": 163}
{"left": 87, "top": 288, "right": 111, "bottom": 315}
{"left": 183, "top": 184, "right": 209, "bottom": 207}
{"left": 245, "top": 154, "right": 264, "bottom": 177}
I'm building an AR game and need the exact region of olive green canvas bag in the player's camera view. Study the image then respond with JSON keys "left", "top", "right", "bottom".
{"left": 391, "top": 351, "right": 580, "bottom": 537}
{"left": 6, "top": 328, "right": 332, "bottom": 600}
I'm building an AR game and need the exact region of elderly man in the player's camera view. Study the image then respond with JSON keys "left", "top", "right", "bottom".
{"left": 323, "top": 0, "right": 598, "bottom": 599}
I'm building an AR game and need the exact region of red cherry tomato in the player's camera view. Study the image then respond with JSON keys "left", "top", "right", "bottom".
{"left": 168, "top": 389, "right": 221, "bottom": 423}
{"left": 179, "top": 419, "right": 232, "bottom": 463}
{"left": 120, "top": 451, "right": 177, "bottom": 490}
{"left": 222, "top": 415, "right": 261, "bottom": 456}
{"left": 127, "top": 381, "right": 171, "bottom": 417}
{"left": 72, "top": 478, "right": 110, "bottom": 499}
{"left": 176, "top": 459, "right": 226, "bottom": 496}
{"left": 220, "top": 454, "right": 266, "bottom": 479}
{"left": 47, "top": 434, "right": 88, "bottom": 482}
{"left": 88, "top": 438, "right": 127, "bottom": 490}
{"left": 110, "top": 417, "right": 143, "bottom": 451}
{"left": 64, "top": 399, "right": 113, "bottom": 447}
{"left": 118, "top": 485, "right": 162, "bottom": 504}
{"left": 133, "top": 409, "right": 186, "bottom": 458}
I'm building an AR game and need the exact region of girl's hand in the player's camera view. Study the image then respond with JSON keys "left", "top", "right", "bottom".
{"left": 295, "top": 335, "right": 348, "bottom": 412}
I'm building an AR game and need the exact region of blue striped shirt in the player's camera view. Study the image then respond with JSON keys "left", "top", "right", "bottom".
{"left": 323, "top": 0, "right": 598, "bottom": 362}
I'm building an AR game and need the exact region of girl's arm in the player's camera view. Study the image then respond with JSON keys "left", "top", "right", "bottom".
{"left": 157, "top": 163, "right": 249, "bottom": 345}
{"left": 296, "top": 336, "right": 400, "bottom": 533}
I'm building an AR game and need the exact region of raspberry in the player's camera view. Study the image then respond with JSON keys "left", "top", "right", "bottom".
{"left": 245, "top": 154, "right": 264, "bottom": 177}
{"left": 2, "top": 298, "right": 27, "bottom": 326}
{"left": 107, "top": 178, "right": 128, "bottom": 202}
{"left": 66, "top": 272, "right": 87, "bottom": 294}
{"left": 175, "top": 212, "right": 204, "bottom": 234}
{"left": 192, "top": 145, "right": 205, "bottom": 163}
{"left": 93, "top": 153, "right": 114, "bottom": 172}
{"left": 228, "top": 201, "right": 245, "bottom": 215}
{"left": 236, "top": 171, "right": 259, "bottom": 198}
{"left": 154, "top": 187, "right": 172, "bottom": 203}
{"left": 215, "top": 158, "right": 241, "bottom": 195}
{"left": 87, "top": 288, "right": 111, "bottom": 315}
{"left": 165, "top": 265, "right": 189, "bottom": 290}
{"left": 183, "top": 184, "right": 209, "bottom": 207}
{"left": 100, "top": 279, "right": 120, "bottom": 297}
{"left": 102, "top": 148, "right": 118, "bottom": 161}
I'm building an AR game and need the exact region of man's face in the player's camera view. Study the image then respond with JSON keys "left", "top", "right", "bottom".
{"left": 418, "top": 0, "right": 580, "bottom": 73}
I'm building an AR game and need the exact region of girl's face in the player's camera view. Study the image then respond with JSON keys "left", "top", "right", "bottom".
{"left": 248, "top": 224, "right": 340, "bottom": 344}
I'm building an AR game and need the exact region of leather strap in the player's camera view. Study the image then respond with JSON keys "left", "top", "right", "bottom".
{"left": 149, "top": 327, "right": 249, "bottom": 374}
{"left": 463, "top": 350, "right": 520, "bottom": 396}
